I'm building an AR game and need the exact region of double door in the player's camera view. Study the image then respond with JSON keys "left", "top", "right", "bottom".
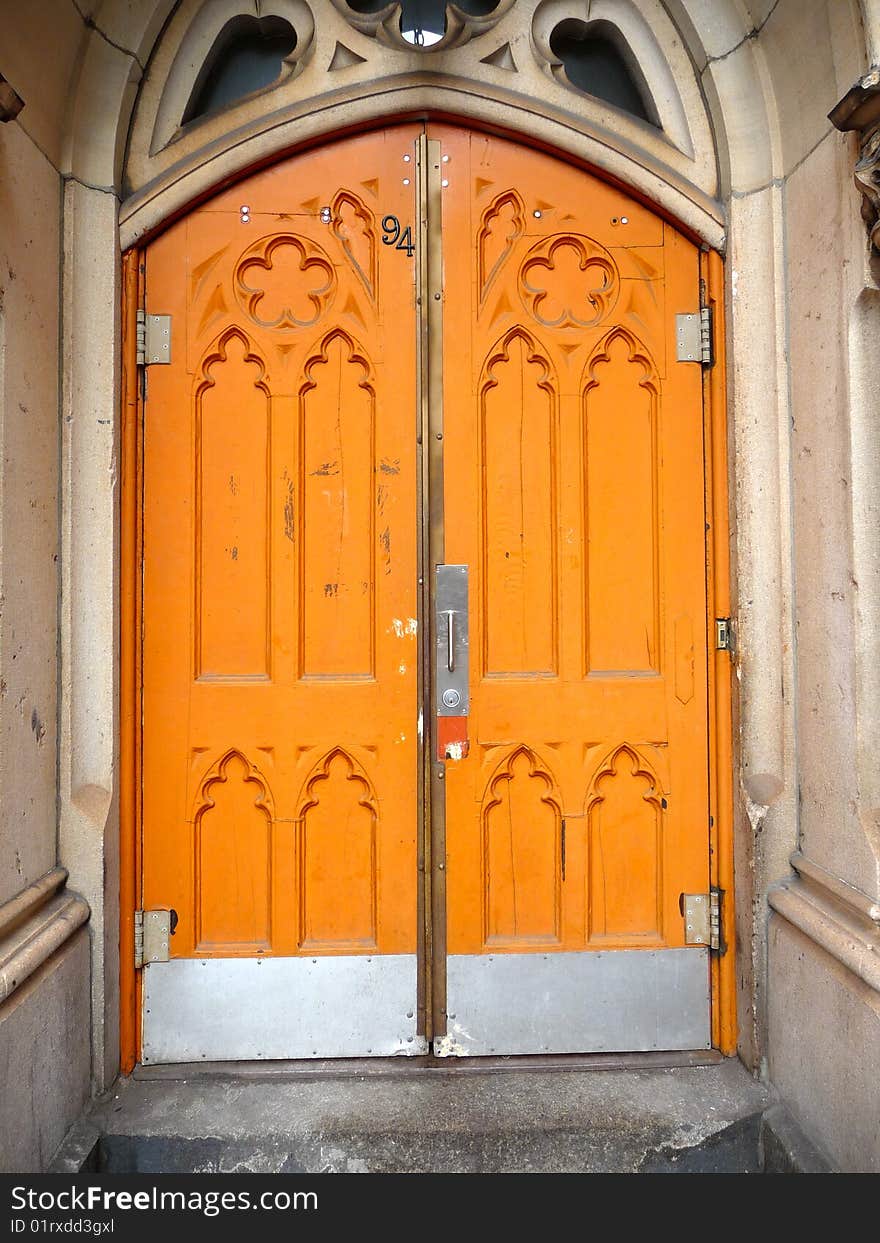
{"left": 139, "top": 123, "right": 713, "bottom": 1063}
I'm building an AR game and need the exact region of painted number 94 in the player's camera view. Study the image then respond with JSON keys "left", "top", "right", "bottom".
{"left": 382, "top": 214, "right": 415, "bottom": 257}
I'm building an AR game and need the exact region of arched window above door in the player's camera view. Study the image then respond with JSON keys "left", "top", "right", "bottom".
{"left": 127, "top": 0, "right": 715, "bottom": 244}
{"left": 548, "top": 18, "right": 658, "bottom": 126}
{"left": 182, "top": 15, "right": 298, "bottom": 124}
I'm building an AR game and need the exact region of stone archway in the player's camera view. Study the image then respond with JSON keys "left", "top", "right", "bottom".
{"left": 57, "top": 0, "right": 804, "bottom": 1091}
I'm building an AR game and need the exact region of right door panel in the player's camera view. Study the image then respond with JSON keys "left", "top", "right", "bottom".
{"left": 438, "top": 127, "right": 711, "bottom": 1055}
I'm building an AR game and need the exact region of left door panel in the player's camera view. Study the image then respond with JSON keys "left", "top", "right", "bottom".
{"left": 141, "top": 129, "right": 423, "bottom": 1063}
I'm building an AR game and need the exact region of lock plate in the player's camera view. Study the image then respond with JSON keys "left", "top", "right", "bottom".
{"left": 436, "top": 564, "right": 469, "bottom": 718}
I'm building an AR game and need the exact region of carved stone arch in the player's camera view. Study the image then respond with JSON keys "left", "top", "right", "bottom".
{"left": 531, "top": 0, "right": 694, "bottom": 158}
{"left": 120, "top": 2, "right": 724, "bottom": 250}
{"left": 330, "top": 0, "right": 516, "bottom": 52}
{"left": 151, "top": 1, "right": 316, "bottom": 155}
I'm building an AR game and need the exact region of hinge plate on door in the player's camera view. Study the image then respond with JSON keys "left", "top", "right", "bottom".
{"left": 682, "top": 889, "right": 723, "bottom": 951}
{"left": 676, "top": 307, "right": 713, "bottom": 365}
{"left": 134, "top": 909, "right": 173, "bottom": 968}
{"left": 136, "top": 310, "right": 171, "bottom": 366}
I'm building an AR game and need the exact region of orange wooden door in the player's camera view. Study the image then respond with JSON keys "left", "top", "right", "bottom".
{"left": 434, "top": 127, "right": 712, "bottom": 1054}
{"left": 137, "top": 123, "right": 716, "bottom": 1063}
{"left": 140, "top": 128, "right": 424, "bottom": 1062}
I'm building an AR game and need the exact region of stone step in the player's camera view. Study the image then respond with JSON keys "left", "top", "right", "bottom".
{"left": 46, "top": 1054, "right": 830, "bottom": 1174}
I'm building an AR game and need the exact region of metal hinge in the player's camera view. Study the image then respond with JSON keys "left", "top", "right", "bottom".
{"left": 682, "top": 888, "right": 723, "bottom": 952}
{"left": 716, "top": 617, "right": 734, "bottom": 653}
{"left": 676, "top": 306, "right": 714, "bottom": 366}
{"left": 134, "top": 908, "right": 175, "bottom": 968}
{"left": 135, "top": 310, "right": 172, "bottom": 366}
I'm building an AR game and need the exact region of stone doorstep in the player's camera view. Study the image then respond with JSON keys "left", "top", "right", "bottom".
{"left": 47, "top": 1056, "right": 833, "bottom": 1174}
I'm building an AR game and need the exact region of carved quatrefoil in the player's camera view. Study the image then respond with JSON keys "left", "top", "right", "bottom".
{"left": 331, "top": 0, "right": 514, "bottom": 52}
{"left": 234, "top": 233, "right": 337, "bottom": 329}
{"left": 518, "top": 233, "right": 620, "bottom": 329}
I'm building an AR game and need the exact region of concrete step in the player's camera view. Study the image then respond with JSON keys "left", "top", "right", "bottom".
{"left": 46, "top": 1053, "right": 821, "bottom": 1174}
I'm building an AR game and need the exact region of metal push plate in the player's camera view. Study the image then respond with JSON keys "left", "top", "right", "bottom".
{"left": 436, "top": 564, "right": 469, "bottom": 717}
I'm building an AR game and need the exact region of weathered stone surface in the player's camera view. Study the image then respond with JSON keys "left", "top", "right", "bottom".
{"left": 0, "top": 930, "right": 91, "bottom": 1173}
{"left": 76, "top": 1057, "right": 770, "bottom": 1174}
{"left": 768, "top": 914, "right": 880, "bottom": 1172}
{"left": 0, "top": 119, "right": 61, "bottom": 910}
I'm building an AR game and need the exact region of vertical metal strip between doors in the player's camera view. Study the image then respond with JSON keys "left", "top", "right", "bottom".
{"left": 416, "top": 132, "right": 447, "bottom": 1042}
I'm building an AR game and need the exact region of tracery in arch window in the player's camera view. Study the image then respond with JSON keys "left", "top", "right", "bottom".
{"left": 346, "top": 0, "right": 502, "bottom": 46}
{"left": 549, "top": 19, "right": 659, "bottom": 127}
{"left": 182, "top": 15, "right": 298, "bottom": 125}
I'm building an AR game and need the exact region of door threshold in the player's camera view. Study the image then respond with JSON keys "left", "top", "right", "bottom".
{"left": 132, "top": 1048, "right": 723, "bottom": 1082}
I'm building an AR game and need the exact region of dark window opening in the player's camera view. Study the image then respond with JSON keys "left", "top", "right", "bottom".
{"left": 549, "top": 19, "right": 658, "bottom": 127}
{"left": 182, "top": 15, "right": 297, "bottom": 125}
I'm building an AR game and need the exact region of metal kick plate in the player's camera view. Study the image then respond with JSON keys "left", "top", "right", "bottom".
{"left": 440, "top": 949, "right": 711, "bottom": 1056}
{"left": 142, "top": 954, "right": 426, "bottom": 1064}
{"left": 435, "top": 564, "right": 469, "bottom": 717}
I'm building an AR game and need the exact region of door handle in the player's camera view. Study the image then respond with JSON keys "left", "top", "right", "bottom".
{"left": 446, "top": 610, "right": 456, "bottom": 673}
{"left": 436, "top": 565, "right": 469, "bottom": 719}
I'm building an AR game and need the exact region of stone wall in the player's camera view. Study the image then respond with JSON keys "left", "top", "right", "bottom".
{"left": 750, "top": 0, "right": 880, "bottom": 1167}
{"left": 0, "top": 5, "right": 92, "bottom": 1173}
{"left": 0, "top": 0, "right": 879, "bottom": 1172}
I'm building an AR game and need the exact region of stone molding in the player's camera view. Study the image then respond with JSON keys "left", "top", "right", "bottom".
{"left": 0, "top": 73, "right": 25, "bottom": 123}
{"left": 330, "top": 0, "right": 516, "bottom": 51}
{"left": 830, "top": 65, "right": 880, "bottom": 253}
{"left": 0, "top": 870, "right": 90, "bottom": 1006}
{"left": 769, "top": 868, "right": 880, "bottom": 996}
{"left": 121, "top": 0, "right": 717, "bottom": 245}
